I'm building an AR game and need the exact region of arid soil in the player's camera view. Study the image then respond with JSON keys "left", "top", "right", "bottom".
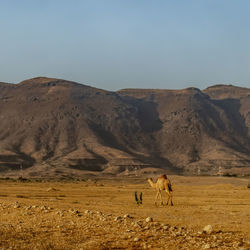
{"left": 0, "top": 176, "right": 249, "bottom": 249}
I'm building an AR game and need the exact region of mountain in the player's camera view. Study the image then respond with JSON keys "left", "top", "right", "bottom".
{"left": 0, "top": 77, "right": 249, "bottom": 178}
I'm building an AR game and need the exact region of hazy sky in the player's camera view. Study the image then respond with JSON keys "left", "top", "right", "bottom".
{"left": 1, "top": 0, "right": 250, "bottom": 90}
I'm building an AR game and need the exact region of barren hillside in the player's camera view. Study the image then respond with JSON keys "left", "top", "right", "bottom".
{"left": 0, "top": 77, "right": 249, "bottom": 177}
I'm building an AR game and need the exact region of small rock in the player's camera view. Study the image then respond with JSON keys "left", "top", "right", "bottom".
{"left": 114, "top": 216, "right": 122, "bottom": 221}
{"left": 145, "top": 217, "right": 153, "bottom": 223}
{"left": 233, "top": 242, "right": 242, "bottom": 248}
{"left": 210, "top": 242, "right": 218, "bottom": 248}
{"left": 152, "top": 222, "right": 160, "bottom": 228}
{"left": 203, "top": 225, "right": 213, "bottom": 234}
{"left": 134, "top": 221, "right": 142, "bottom": 228}
{"left": 56, "top": 211, "right": 64, "bottom": 217}
{"left": 203, "top": 243, "right": 210, "bottom": 249}
{"left": 134, "top": 237, "right": 140, "bottom": 242}
{"left": 169, "top": 226, "right": 177, "bottom": 231}
{"left": 243, "top": 238, "right": 250, "bottom": 244}
{"left": 69, "top": 209, "right": 79, "bottom": 214}
{"left": 124, "top": 214, "right": 132, "bottom": 219}
{"left": 212, "top": 235, "right": 217, "bottom": 240}
{"left": 13, "top": 202, "right": 20, "bottom": 208}
{"left": 162, "top": 223, "right": 170, "bottom": 230}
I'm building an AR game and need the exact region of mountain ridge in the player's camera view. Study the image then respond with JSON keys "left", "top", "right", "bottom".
{"left": 0, "top": 77, "right": 249, "bottom": 178}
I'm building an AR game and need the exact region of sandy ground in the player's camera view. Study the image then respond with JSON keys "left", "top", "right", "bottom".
{"left": 0, "top": 175, "right": 249, "bottom": 249}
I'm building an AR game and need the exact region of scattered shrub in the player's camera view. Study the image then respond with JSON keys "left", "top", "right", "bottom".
{"left": 223, "top": 173, "right": 237, "bottom": 177}
{"left": 58, "top": 194, "right": 66, "bottom": 197}
{"left": 16, "top": 194, "right": 28, "bottom": 198}
{"left": 17, "top": 177, "right": 30, "bottom": 182}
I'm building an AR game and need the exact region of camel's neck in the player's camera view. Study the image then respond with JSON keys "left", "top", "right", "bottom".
{"left": 147, "top": 179, "right": 156, "bottom": 189}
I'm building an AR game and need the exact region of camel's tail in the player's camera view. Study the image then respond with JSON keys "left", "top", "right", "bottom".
{"left": 167, "top": 179, "right": 173, "bottom": 192}
{"left": 168, "top": 182, "right": 173, "bottom": 192}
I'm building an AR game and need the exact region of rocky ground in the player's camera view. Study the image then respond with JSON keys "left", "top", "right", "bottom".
{"left": 0, "top": 200, "right": 249, "bottom": 249}
{"left": 0, "top": 176, "right": 249, "bottom": 249}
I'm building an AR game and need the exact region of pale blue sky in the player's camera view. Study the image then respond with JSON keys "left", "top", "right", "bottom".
{"left": 1, "top": 0, "right": 250, "bottom": 90}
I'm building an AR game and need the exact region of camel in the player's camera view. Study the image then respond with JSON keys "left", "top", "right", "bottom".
{"left": 147, "top": 174, "right": 173, "bottom": 206}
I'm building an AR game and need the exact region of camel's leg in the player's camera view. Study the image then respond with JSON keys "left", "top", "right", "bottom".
{"left": 170, "top": 192, "right": 173, "bottom": 206}
{"left": 154, "top": 190, "right": 160, "bottom": 205}
{"left": 167, "top": 191, "right": 173, "bottom": 206}
{"left": 166, "top": 191, "right": 170, "bottom": 205}
{"left": 165, "top": 190, "right": 173, "bottom": 206}
{"left": 159, "top": 191, "right": 163, "bottom": 205}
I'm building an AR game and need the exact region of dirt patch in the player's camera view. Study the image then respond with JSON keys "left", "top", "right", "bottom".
{"left": 0, "top": 176, "right": 249, "bottom": 249}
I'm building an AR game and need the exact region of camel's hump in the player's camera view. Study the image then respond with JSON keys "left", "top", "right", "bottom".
{"left": 160, "top": 174, "right": 168, "bottom": 179}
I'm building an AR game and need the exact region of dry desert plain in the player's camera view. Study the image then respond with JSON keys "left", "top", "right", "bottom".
{"left": 0, "top": 175, "right": 250, "bottom": 249}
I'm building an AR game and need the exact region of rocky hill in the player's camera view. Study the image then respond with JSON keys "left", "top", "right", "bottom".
{"left": 0, "top": 77, "right": 249, "bottom": 178}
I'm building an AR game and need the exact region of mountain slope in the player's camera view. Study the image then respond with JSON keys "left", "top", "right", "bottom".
{"left": 0, "top": 78, "right": 249, "bottom": 177}
{"left": 119, "top": 86, "right": 250, "bottom": 175}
